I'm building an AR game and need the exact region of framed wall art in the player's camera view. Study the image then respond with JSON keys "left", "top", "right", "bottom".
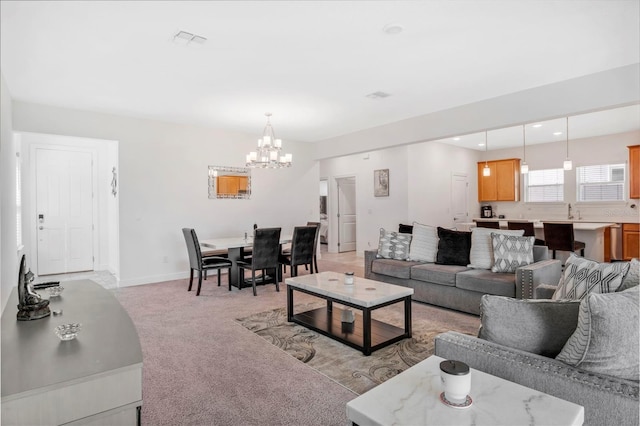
{"left": 374, "top": 169, "right": 389, "bottom": 197}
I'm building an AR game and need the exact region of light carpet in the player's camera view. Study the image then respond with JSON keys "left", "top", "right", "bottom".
{"left": 237, "top": 302, "right": 477, "bottom": 395}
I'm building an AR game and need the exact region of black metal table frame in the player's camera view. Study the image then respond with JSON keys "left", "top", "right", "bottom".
{"left": 287, "top": 285, "right": 412, "bottom": 356}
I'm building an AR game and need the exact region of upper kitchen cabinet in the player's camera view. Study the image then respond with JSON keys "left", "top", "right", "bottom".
{"left": 629, "top": 145, "right": 640, "bottom": 199}
{"left": 477, "top": 158, "right": 521, "bottom": 202}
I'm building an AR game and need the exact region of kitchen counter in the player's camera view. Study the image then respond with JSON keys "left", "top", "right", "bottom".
{"left": 459, "top": 220, "right": 618, "bottom": 262}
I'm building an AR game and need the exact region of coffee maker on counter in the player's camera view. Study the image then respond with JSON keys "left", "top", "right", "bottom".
{"left": 481, "top": 205, "right": 493, "bottom": 218}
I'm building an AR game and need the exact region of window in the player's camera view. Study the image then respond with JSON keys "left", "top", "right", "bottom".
{"left": 577, "top": 163, "right": 626, "bottom": 202}
{"left": 525, "top": 168, "right": 564, "bottom": 202}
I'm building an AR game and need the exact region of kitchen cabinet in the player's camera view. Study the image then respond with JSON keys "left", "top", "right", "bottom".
{"left": 629, "top": 145, "right": 640, "bottom": 199}
{"left": 477, "top": 158, "right": 520, "bottom": 202}
{"left": 622, "top": 223, "right": 640, "bottom": 260}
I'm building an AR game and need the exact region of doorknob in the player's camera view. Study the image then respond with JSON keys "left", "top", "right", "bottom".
{"left": 39, "top": 226, "right": 44, "bottom": 230}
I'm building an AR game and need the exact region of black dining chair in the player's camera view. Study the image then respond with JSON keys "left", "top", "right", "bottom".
{"left": 542, "top": 222, "right": 586, "bottom": 261}
{"left": 507, "top": 221, "right": 546, "bottom": 246}
{"left": 182, "top": 228, "right": 233, "bottom": 296}
{"left": 237, "top": 227, "right": 282, "bottom": 296}
{"left": 476, "top": 221, "right": 500, "bottom": 229}
{"left": 279, "top": 226, "right": 316, "bottom": 278}
{"left": 306, "top": 221, "right": 321, "bottom": 273}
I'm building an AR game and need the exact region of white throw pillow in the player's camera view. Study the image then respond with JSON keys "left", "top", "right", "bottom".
{"left": 408, "top": 222, "right": 438, "bottom": 262}
{"left": 468, "top": 227, "right": 524, "bottom": 270}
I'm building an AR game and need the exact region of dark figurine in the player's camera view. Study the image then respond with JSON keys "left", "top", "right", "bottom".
{"left": 16, "top": 255, "right": 50, "bottom": 321}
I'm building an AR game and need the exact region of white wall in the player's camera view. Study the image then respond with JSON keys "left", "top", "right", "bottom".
{"left": 319, "top": 146, "right": 409, "bottom": 254}
{"left": 12, "top": 101, "right": 319, "bottom": 287}
{"left": 477, "top": 130, "right": 640, "bottom": 223}
{"left": 1, "top": 73, "right": 17, "bottom": 313}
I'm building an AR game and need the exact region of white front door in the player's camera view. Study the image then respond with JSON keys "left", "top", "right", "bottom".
{"left": 36, "top": 148, "right": 95, "bottom": 275}
{"left": 451, "top": 173, "right": 469, "bottom": 227}
{"left": 337, "top": 177, "right": 356, "bottom": 252}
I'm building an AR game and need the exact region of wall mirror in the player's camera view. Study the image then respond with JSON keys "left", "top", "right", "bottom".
{"left": 208, "top": 166, "right": 251, "bottom": 199}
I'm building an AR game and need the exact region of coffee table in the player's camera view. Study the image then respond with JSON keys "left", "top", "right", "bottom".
{"left": 346, "top": 355, "right": 584, "bottom": 426}
{"left": 285, "top": 271, "right": 414, "bottom": 356}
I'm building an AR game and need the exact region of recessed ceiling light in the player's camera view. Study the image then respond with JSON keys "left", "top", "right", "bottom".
{"left": 553, "top": 131, "right": 563, "bottom": 136}
{"left": 453, "top": 137, "right": 461, "bottom": 141}
{"left": 532, "top": 124, "right": 543, "bottom": 128}
{"left": 478, "top": 143, "right": 485, "bottom": 147}
{"left": 366, "top": 91, "right": 391, "bottom": 100}
{"left": 383, "top": 24, "right": 404, "bottom": 35}
{"left": 173, "top": 30, "right": 207, "bottom": 45}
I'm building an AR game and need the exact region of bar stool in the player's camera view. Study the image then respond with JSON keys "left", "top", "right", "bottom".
{"left": 542, "top": 222, "right": 585, "bottom": 260}
{"left": 476, "top": 221, "right": 500, "bottom": 229}
{"left": 507, "top": 221, "right": 546, "bottom": 246}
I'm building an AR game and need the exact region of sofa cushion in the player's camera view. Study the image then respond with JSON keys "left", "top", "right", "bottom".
{"left": 491, "top": 234, "right": 535, "bottom": 273}
{"left": 436, "top": 227, "right": 471, "bottom": 266}
{"left": 371, "top": 258, "right": 422, "bottom": 280}
{"left": 411, "top": 263, "right": 469, "bottom": 287}
{"left": 478, "top": 295, "right": 581, "bottom": 357}
{"left": 408, "top": 222, "right": 438, "bottom": 263}
{"left": 552, "top": 254, "right": 631, "bottom": 300}
{"left": 456, "top": 269, "right": 516, "bottom": 297}
{"left": 618, "top": 258, "right": 639, "bottom": 292}
{"left": 469, "top": 227, "right": 524, "bottom": 270}
{"left": 377, "top": 228, "right": 412, "bottom": 260}
{"left": 556, "top": 286, "right": 639, "bottom": 381}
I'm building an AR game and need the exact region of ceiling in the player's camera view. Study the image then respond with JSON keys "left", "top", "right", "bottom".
{"left": 1, "top": 1, "right": 639, "bottom": 146}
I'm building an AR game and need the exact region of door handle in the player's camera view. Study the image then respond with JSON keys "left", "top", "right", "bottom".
{"left": 39, "top": 226, "right": 44, "bottom": 230}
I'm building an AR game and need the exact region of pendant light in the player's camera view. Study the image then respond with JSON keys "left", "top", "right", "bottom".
{"left": 563, "top": 116, "right": 572, "bottom": 171}
{"left": 482, "top": 131, "right": 491, "bottom": 177}
{"left": 521, "top": 125, "right": 529, "bottom": 174}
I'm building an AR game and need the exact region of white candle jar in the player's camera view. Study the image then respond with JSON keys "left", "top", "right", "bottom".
{"left": 439, "top": 360, "right": 471, "bottom": 404}
{"left": 344, "top": 272, "right": 354, "bottom": 285}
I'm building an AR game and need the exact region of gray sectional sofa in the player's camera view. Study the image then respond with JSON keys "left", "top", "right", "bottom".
{"left": 364, "top": 245, "right": 561, "bottom": 315}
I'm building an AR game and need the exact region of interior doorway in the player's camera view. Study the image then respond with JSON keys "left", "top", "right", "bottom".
{"left": 336, "top": 176, "right": 356, "bottom": 252}
{"left": 451, "top": 172, "right": 469, "bottom": 227}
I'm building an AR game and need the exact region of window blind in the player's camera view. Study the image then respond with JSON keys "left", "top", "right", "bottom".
{"left": 577, "top": 164, "right": 625, "bottom": 201}
{"left": 525, "top": 168, "right": 564, "bottom": 202}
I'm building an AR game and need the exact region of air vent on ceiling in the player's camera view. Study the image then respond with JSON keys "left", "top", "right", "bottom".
{"left": 173, "top": 30, "right": 207, "bottom": 45}
{"left": 366, "top": 91, "right": 391, "bottom": 100}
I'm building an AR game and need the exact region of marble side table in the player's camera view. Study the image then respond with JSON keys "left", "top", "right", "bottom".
{"left": 346, "top": 355, "right": 584, "bottom": 426}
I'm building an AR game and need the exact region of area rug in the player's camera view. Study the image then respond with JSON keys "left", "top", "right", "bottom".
{"left": 237, "top": 303, "right": 473, "bottom": 395}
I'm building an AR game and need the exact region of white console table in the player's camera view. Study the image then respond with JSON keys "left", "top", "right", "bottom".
{"left": 1, "top": 280, "right": 143, "bottom": 425}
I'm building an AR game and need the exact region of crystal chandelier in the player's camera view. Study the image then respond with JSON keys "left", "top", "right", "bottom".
{"left": 246, "top": 113, "right": 292, "bottom": 168}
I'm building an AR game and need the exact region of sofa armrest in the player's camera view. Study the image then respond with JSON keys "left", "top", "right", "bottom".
{"left": 535, "top": 284, "right": 558, "bottom": 299}
{"left": 434, "top": 331, "right": 639, "bottom": 426}
{"left": 516, "top": 259, "right": 562, "bottom": 299}
{"left": 364, "top": 250, "right": 378, "bottom": 279}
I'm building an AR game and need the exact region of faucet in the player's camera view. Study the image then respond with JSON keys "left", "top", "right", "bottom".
{"left": 567, "top": 203, "right": 574, "bottom": 220}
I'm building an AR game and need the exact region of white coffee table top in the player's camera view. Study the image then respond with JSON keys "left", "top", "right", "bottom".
{"left": 346, "top": 355, "right": 584, "bottom": 426}
{"left": 285, "top": 271, "right": 413, "bottom": 308}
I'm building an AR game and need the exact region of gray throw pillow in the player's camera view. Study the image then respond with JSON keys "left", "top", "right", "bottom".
{"left": 408, "top": 222, "right": 438, "bottom": 263}
{"left": 556, "top": 286, "right": 639, "bottom": 381}
{"left": 478, "top": 295, "right": 580, "bottom": 357}
{"left": 552, "top": 254, "right": 630, "bottom": 300}
{"left": 468, "top": 227, "right": 524, "bottom": 270}
{"left": 617, "top": 258, "right": 639, "bottom": 292}
{"left": 490, "top": 234, "right": 534, "bottom": 273}
{"left": 377, "top": 228, "right": 412, "bottom": 260}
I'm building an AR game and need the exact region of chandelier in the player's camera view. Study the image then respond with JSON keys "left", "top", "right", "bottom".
{"left": 246, "top": 113, "right": 292, "bottom": 168}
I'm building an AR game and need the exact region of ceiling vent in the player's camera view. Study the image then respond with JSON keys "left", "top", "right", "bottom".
{"left": 366, "top": 91, "right": 391, "bottom": 100}
{"left": 173, "top": 30, "right": 207, "bottom": 45}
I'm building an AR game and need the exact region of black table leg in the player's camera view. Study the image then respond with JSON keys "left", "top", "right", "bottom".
{"left": 404, "top": 296, "right": 412, "bottom": 337}
{"left": 287, "top": 286, "right": 294, "bottom": 322}
{"left": 363, "top": 307, "right": 372, "bottom": 356}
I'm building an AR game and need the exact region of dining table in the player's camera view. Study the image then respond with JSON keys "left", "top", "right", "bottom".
{"left": 200, "top": 235, "right": 292, "bottom": 289}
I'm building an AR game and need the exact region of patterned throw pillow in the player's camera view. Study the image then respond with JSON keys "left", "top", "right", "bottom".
{"left": 617, "top": 258, "right": 639, "bottom": 292}
{"left": 408, "top": 222, "right": 438, "bottom": 263}
{"left": 491, "top": 234, "right": 534, "bottom": 273}
{"left": 556, "top": 287, "right": 639, "bottom": 381}
{"left": 377, "top": 228, "right": 412, "bottom": 260}
{"left": 552, "top": 254, "right": 631, "bottom": 300}
{"left": 469, "top": 228, "right": 525, "bottom": 270}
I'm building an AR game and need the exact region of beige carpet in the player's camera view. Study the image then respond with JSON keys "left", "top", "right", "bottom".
{"left": 237, "top": 301, "right": 478, "bottom": 395}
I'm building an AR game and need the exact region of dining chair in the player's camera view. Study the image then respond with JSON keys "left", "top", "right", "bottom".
{"left": 542, "top": 222, "right": 586, "bottom": 261}
{"left": 306, "top": 221, "right": 321, "bottom": 273}
{"left": 279, "top": 226, "right": 316, "bottom": 278}
{"left": 476, "top": 221, "right": 500, "bottom": 229}
{"left": 182, "top": 228, "right": 233, "bottom": 296}
{"left": 507, "top": 221, "right": 546, "bottom": 246}
{"left": 237, "top": 227, "right": 282, "bottom": 296}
